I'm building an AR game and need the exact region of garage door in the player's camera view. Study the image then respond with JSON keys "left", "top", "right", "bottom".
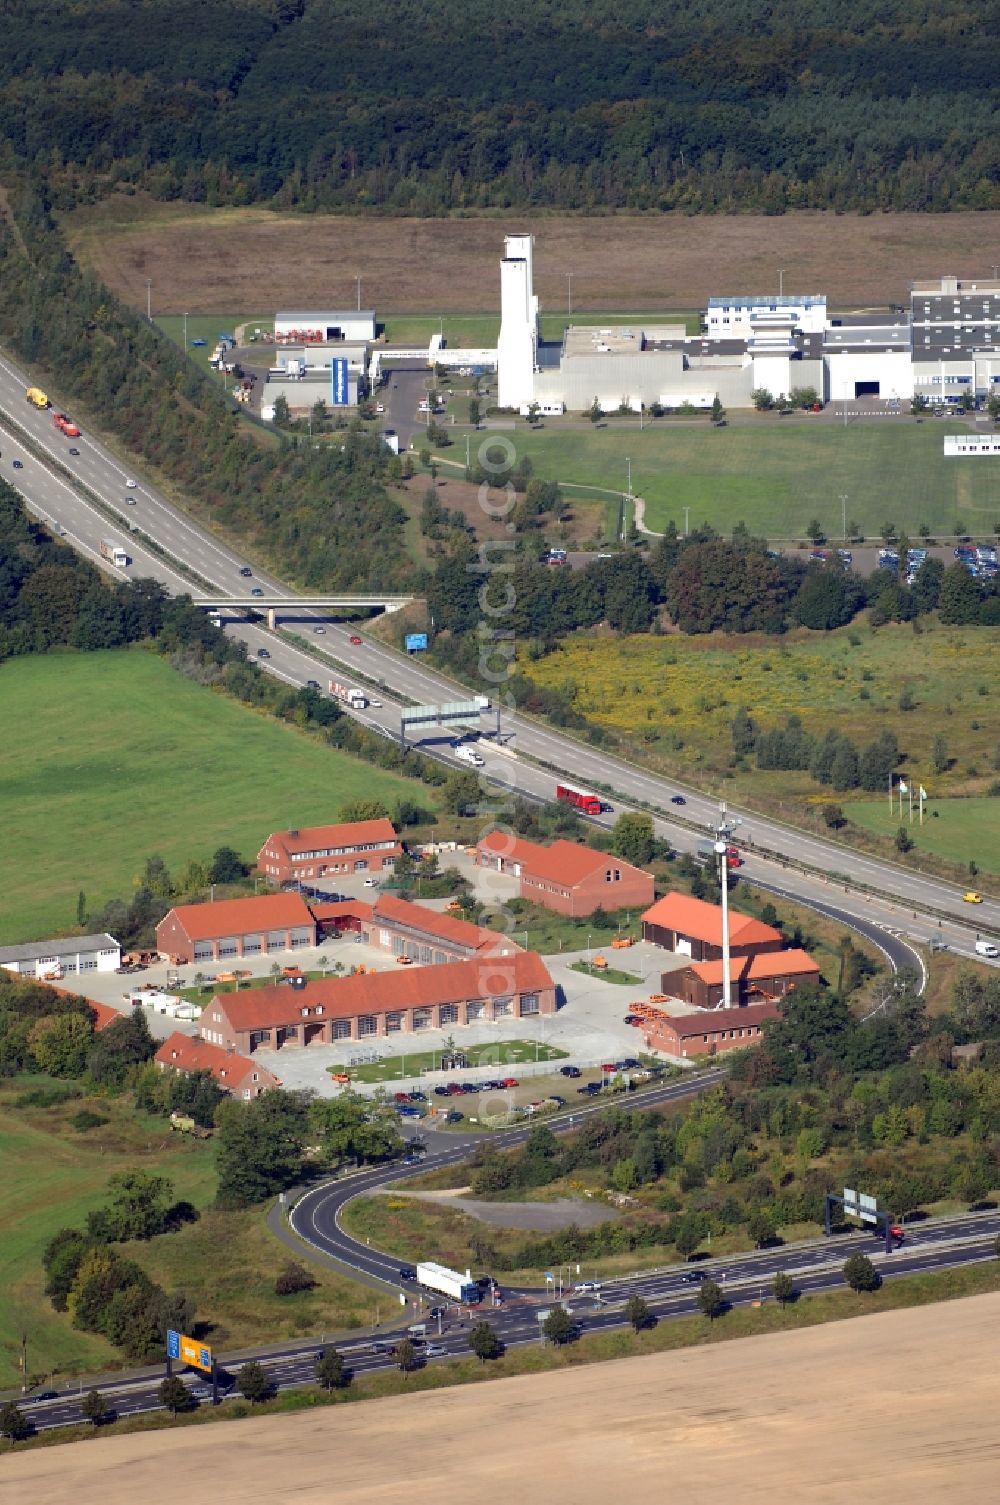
{"left": 674, "top": 937, "right": 693, "bottom": 958}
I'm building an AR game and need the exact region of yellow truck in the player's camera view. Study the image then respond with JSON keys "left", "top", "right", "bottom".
{"left": 25, "top": 386, "right": 50, "bottom": 408}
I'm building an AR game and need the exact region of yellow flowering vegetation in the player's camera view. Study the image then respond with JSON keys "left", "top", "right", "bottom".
{"left": 520, "top": 621, "right": 1000, "bottom": 789}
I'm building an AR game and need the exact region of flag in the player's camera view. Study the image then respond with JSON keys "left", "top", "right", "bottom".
{"left": 919, "top": 785, "right": 927, "bottom": 801}
{"left": 898, "top": 780, "right": 909, "bottom": 794}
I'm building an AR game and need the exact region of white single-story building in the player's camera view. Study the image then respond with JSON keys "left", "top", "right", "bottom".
{"left": 274, "top": 309, "right": 377, "bottom": 344}
{"left": 0, "top": 932, "right": 121, "bottom": 980}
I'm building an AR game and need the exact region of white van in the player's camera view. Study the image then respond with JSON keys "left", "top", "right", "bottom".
{"left": 975, "top": 939, "right": 999, "bottom": 958}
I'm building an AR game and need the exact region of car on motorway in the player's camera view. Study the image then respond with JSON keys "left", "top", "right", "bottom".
{"left": 26, "top": 1391, "right": 59, "bottom": 1402}
{"left": 125, "top": 478, "right": 137, "bottom": 488}
{"left": 349, "top": 634, "right": 363, "bottom": 645}
{"left": 559, "top": 1065, "right": 581, "bottom": 1078}
{"left": 251, "top": 587, "right": 264, "bottom": 597}
{"left": 239, "top": 566, "right": 252, "bottom": 577}
{"left": 125, "top": 493, "right": 136, "bottom": 504}
{"left": 12, "top": 459, "right": 22, "bottom": 469}
{"left": 399, "top": 1266, "right": 416, "bottom": 1280}
{"left": 680, "top": 1269, "right": 708, "bottom": 1283}
{"left": 257, "top": 647, "right": 270, "bottom": 659}
{"left": 306, "top": 679, "right": 321, "bottom": 690}
{"left": 964, "top": 891, "right": 984, "bottom": 904}
{"left": 313, "top": 626, "right": 325, "bottom": 634}
{"left": 68, "top": 446, "right": 79, "bottom": 456}
{"left": 424, "top": 1343, "right": 447, "bottom": 1357}
{"left": 574, "top": 1281, "right": 600, "bottom": 1292}
{"left": 670, "top": 794, "right": 686, "bottom": 805}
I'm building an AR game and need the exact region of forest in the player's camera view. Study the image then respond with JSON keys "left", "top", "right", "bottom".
{"left": 4, "top": 0, "right": 1000, "bottom": 215}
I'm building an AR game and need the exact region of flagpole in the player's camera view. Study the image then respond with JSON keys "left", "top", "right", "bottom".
{"left": 889, "top": 773, "right": 893, "bottom": 812}
{"left": 909, "top": 784, "right": 913, "bottom": 824}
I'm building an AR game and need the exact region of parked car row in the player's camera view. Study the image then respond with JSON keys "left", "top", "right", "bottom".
{"left": 432, "top": 1077, "right": 520, "bottom": 1097}
{"left": 955, "top": 543, "right": 997, "bottom": 580}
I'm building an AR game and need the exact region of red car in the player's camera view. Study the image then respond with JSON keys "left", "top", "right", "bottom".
{"left": 600, "top": 1062, "right": 617, "bottom": 1073}
{"left": 349, "top": 634, "right": 362, "bottom": 645}
{"left": 500, "top": 1077, "right": 519, "bottom": 1088}
{"left": 393, "top": 1091, "right": 410, "bottom": 1104}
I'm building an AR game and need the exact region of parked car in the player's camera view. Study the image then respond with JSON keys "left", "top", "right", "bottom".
{"left": 559, "top": 1065, "right": 581, "bottom": 1078}
{"left": 500, "top": 1077, "right": 519, "bottom": 1088}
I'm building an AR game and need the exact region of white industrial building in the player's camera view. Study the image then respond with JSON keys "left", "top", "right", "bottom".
{"left": 274, "top": 309, "right": 377, "bottom": 344}
{"left": 0, "top": 933, "right": 121, "bottom": 980}
{"left": 495, "top": 239, "right": 1000, "bottom": 413}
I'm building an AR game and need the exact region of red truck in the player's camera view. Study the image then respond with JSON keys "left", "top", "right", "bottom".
{"left": 53, "top": 412, "right": 80, "bottom": 437}
{"left": 555, "top": 782, "right": 607, "bottom": 816}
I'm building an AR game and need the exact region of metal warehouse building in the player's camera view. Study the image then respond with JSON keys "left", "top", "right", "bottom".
{"left": 274, "top": 309, "right": 377, "bottom": 344}
{"left": 0, "top": 932, "right": 121, "bottom": 980}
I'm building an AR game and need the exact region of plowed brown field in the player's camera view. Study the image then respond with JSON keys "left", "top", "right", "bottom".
{"left": 66, "top": 201, "right": 1000, "bottom": 314}
{"left": 5, "top": 1290, "right": 1000, "bottom": 1504}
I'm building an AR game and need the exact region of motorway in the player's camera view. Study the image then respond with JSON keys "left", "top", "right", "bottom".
{"left": 17, "top": 1062, "right": 1000, "bottom": 1434}
{"left": 0, "top": 350, "right": 996, "bottom": 970}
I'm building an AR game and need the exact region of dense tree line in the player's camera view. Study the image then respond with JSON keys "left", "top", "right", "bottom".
{"left": 429, "top": 525, "right": 1000, "bottom": 646}
{"left": 0, "top": 969, "right": 156, "bottom": 1081}
{"left": 0, "top": 184, "right": 410, "bottom": 591}
{"left": 4, "top": 1, "right": 1000, "bottom": 214}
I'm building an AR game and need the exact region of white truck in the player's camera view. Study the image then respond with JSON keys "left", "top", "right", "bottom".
{"left": 100, "top": 539, "right": 129, "bottom": 569}
{"left": 415, "top": 1262, "right": 481, "bottom": 1305}
{"left": 454, "top": 744, "right": 485, "bottom": 767}
{"left": 975, "top": 939, "right": 999, "bottom": 959}
{"left": 329, "top": 679, "right": 369, "bottom": 711}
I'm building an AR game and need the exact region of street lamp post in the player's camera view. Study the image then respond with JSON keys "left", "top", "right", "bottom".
{"left": 356, "top": 274, "right": 362, "bottom": 312}
{"left": 146, "top": 280, "right": 152, "bottom": 321}
{"left": 840, "top": 493, "right": 848, "bottom": 543}
{"left": 567, "top": 273, "right": 573, "bottom": 318}
{"left": 183, "top": 311, "right": 188, "bottom": 349}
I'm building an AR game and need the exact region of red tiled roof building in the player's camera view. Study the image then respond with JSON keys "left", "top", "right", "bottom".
{"left": 477, "top": 831, "right": 653, "bottom": 917}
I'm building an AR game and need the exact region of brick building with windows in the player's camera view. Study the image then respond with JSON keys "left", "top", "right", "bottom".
{"left": 476, "top": 832, "right": 653, "bottom": 917}
{"left": 365, "top": 894, "right": 521, "bottom": 964}
{"left": 154, "top": 1031, "right": 281, "bottom": 1100}
{"left": 257, "top": 818, "right": 403, "bottom": 884}
{"left": 642, "top": 1001, "right": 781, "bottom": 1060}
{"left": 641, "top": 891, "right": 784, "bottom": 961}
{"left": 155, "top": 893, "right": 317, "bottom": 965}
{"left": 670, "top": 949, "right": 821, "bottom": 1010}
{"left": 201, "top": 950, "right": 556, "bottom": 1054}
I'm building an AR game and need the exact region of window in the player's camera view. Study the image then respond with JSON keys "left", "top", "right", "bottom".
{"left": 420, "top": 946, "right": 433, "bottom": 965}
{"left": 300, "top": 1006, "right": 311, "bottom": 1017}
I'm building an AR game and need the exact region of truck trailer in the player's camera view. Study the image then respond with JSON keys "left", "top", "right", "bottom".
{"left": 53, "top": 412, "right": 80, "bottom": 437}
{"left": 415, "top": 1262, "right": 481, "bottom": 1304}
{"left": 555, "top": 782, "right": 607, "bottom": 816}
{"left": 100, "top": 539, "right": 130, "bottom": 569}
{"left": 329, "top": 679, "right": 368, "bottom": 710}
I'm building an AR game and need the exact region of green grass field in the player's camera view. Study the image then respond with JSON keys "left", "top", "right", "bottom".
{"left": 505, "top": 419, "right": 1000, "bottom": 540}
{"left": 0, "top": 650, "right": 425, "bottom": 943}
{"left": 844, "top": 796, "right": 1000, "bottom": 876}
{"left": 330, "top": 1039, "right": 567, "bottom": 1084}
{"left": 0, "top": 1086, "right": 217, "bottom": 1388}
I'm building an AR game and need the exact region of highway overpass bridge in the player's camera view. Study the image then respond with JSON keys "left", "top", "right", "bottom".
{"left": 191, "top": 595, "right": 414, "bottom": 628}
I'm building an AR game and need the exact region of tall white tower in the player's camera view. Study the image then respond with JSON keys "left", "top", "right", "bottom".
{"left": 497, "top": 234, "right": 539, "bottom": 410}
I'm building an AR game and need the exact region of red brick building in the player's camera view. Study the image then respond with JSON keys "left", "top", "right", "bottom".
{"left": 155, "top": 893, "right": 317, "bottom": 965}
{"left": 643, "top": 1001, "right": 781, "bottom": 1060}
{"left": 154, "top": 1030, "right": 281, "bottom": 1099}
{"left": 200, "top": 950, "right": 557, "bottom": 1054}
{"left": 641, "top": 891, "right": 784, "bottom": 961}
{"left": 477, "top": 831, "right": 654, "bottom": 917}
{"left": 671, "top": 948, "right": 821, "bottom": 1009}
{"left": 257, "top": 818, "right": 403, "bottom": 884}
{"left": 366, "top": 894, "right": 521, "bottom": 963}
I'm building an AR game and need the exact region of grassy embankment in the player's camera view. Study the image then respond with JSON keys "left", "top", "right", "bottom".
{"left": 0, "top": 650, "right": 429, "bottom": 943}
{"left": 519, "top": 620, "right": 1000, "bottom": 878}
{"left": 0, "top": 1080, "right": 378, "bottom": 1392}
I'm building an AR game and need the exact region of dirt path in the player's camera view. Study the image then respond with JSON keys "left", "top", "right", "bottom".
{"left": 6, "top": 1290, "right": 1000, "bottom": 1503}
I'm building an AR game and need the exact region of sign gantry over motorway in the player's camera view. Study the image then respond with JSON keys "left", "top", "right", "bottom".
{"left": 167, "top": 1329, "right": 213, "bottom": 1374}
